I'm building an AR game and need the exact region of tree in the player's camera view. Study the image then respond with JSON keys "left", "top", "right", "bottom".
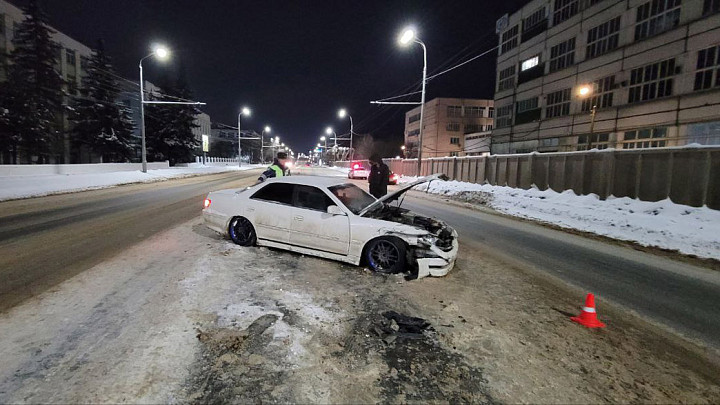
{"left": 0, "top": 0, "right": 64, "bottom": 163}
{"left": 145, "top": 67, "right": 199, "bottom": 165}
{"left": 70, "top": 40, "right": 135, "bottom": 162}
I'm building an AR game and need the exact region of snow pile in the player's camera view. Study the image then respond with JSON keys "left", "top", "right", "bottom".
{"left": 0, "top": 164, "right": 263, "bottom": 201}
{"left": 401, "top": 177, "right": 720, "bottom": 260}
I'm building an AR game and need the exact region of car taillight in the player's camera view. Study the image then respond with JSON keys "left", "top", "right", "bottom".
{"left": 204, "top": 199, "right": 211, "bottom": 208}
{"left": 391, "top": 174, "right": 398, "bottom": 180}
{"left": 353, "top": 164, "right": 360, "bottom": 169}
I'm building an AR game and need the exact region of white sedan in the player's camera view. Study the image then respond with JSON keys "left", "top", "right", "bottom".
{"left": 202, "top": 175, "right": 458, "bottom": 278}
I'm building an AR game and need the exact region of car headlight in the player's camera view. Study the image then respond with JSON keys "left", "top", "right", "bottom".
{"left": 417, "top": 234, "right": 436, "bottom": 248}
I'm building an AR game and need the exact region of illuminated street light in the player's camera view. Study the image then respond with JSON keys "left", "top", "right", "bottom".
{"left": 578, "top": 85, "right": 592, "bottom": 97}
{"left": 237, "top": 107, "right": 251, "bottom": 167}
{"left": 397, "top": 26, "right": 427, "bottom": 175}
{"left": 338, "top": 108, "right": 355, "bottom": 160}
{"left": 577, "top": 85, "right": 597, "bottom": 150}
{"left": 261, "top": 126, "right": 271, "bottom": 164}
{"left": 139, "top": 44, "right": 171, "bottom": 173}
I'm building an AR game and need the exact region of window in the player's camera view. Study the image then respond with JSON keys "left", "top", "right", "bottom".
{"left": 586, "top": 16, "right": 621, "bottom": 59}
{"left": 522, "top": 7, "right": 548, "bottom": 42}
{"left": 694, "top": 45, "right": 720, "bottom": 91}
{"left": 0, "top": 15, "right": 5, "bottom": 36}
{"left": 486, "top": 124, "right": 494, "bottom": 130}
{"left": 553, "top": 0, "right": 579, "bottom": 25}
{"left": 450, "top": 152, "right": 459, "bottom": 157}
{"left": 545, "top": 88, "right": 571, "bottom": 118}
{"left": 446, "top": 122, "right": 461, "bottom": 131}
{"left": 517, "top": 97, "right": 539, "bottom": 113}
{"left": 496, "top": 105, "right": 513, "bottom": 128}
{"left": 540, "top": 137, "right": 559, "bottom": 147}
{"left": 251, "top": 183, "right": 294, "bottom": 205}
{"left": 447, "top": 106, "right": 462, "bottom": 117}
{"left": 500, "top": 25, "right": 519, "bottom": 54}
{"left": 328, "top": 184, "right": 375, "bottom": 215}
{"left": 488, "top": 107, "right": 494, "bottom": 118}
{"left": 66, "top": 49, "right": 76, "bottom": 65}
{"left": 705, "top": 0, "right": 720, "bottom": 15}
{"left": 577, "top": 133, "right": 611, "bottom": 150}
{"left": 464, "top": 124, "right": 483, "bottom": 133}
{"left": 687, "top": 121, "right": 720, "bottom": 145}
{"left": 628, "top": 58, "right": 675, "bottom": 103}
{"left": 516, "top": 97, "right": 541, "bottom": 124}
{"left": 581, "top": 75, "right": 615, "bottom": 111}
{"left": 635, "top": 0, "right": 681, "bottom": 41}
{"left": 294, "top": 185, "right": 335, "bottom": 212}
{"left": 407, "top": 129, "right": 420, "bottom": 137}
{"left": 621, "top": 127, "right": 668, "bottom": 148}
{"left": 408, "top": 113, "right": 420, "bottom": 123}
{"left": 498, "top": 65, "right": 516, "bottom": 91}
{"left": 450, "top": 137, "right": 460, "bottom": 144}
{"left": 549, "top": 38, "right": 575, "bottom": 72}
{"left": 521, "top": 55, "right": 539, "bottom": 71}
{"left": 465, "top": 106, "right": 485, "bottom": 117}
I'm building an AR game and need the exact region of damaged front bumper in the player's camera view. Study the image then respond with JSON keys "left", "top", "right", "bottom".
{"left": 414, "top": 237, "right": 459, "bottom": 279}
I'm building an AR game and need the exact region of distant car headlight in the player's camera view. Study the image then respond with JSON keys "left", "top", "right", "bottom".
{"left": 286, "top": 162, "right": 293, "bottom": 168}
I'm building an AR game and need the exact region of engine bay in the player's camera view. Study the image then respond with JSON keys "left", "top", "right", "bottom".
{"left": 369, "top": 205, "right": 456, "bottom": 251}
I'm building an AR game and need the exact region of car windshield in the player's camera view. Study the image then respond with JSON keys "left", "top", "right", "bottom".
{"left": 328, "top": 183, "right": 376, "bottom": 215}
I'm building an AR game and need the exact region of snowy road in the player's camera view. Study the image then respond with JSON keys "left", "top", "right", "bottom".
{"left": 0, "top": 169, "right": 262, "bottom": 311}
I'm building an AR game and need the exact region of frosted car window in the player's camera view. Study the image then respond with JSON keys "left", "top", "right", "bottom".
{"left": 294, "top": 185, "right": 334, "bottom": 211}
{"left": 328, "top": 184, "right": 375, "bottom": 215}
{"left": 250, "top": 183, "right": 294, "bottom": 205}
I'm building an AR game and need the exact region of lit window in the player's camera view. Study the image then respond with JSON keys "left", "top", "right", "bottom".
{"left": 521, "top": 56, "right": 540, "bottom": 71}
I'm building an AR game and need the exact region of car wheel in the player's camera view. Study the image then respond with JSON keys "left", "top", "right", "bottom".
{"left": 228, "top": 216, "right": 256, "bottom": 246}
{"left": 365, "top": 237, "right": 406, "bottom": 274}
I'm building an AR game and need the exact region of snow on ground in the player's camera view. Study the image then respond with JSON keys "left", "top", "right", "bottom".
{"left": 0, "top": 164, "right": 263, "bottom": 201}
{"left": 398, "top": 176, "right": 720, "bottom": 261}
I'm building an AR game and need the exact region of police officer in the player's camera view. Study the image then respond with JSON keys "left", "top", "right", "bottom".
{"left": 257, "top": 151, "right": 290, "bottom": 183}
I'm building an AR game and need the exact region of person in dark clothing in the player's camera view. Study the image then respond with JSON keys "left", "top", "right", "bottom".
{"left": 256, "top": 151, "right": 290, "bottom": 184}
{"left": 367, "top": 154, "right": 389, "bottom": 198}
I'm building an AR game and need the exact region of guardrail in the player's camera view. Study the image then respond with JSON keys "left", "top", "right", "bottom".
{"left": 336, "top": 146, "right": 720, "bottom": 209}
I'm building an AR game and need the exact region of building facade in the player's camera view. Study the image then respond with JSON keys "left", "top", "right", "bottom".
{"left": 493, "top": 0, "right": 720, "bottom": 154}
{"left": 404, "top": 97, "right": 494, "bottom": 157}
{"left": 1, "top": 0, "right": 93, "bottom": 163}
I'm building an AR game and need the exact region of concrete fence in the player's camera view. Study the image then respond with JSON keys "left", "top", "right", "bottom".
{"left": 192, "top": 156, "right": 239, "bottom": 166}
{"left": 0, "top": 161, "right": 170, "bottom": 177}
{"left": 336, "top": 146, "right": 720, "bottom": 210}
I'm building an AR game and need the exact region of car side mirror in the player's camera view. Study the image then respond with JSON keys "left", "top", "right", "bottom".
{"left": 327, "top": 205, "right": 346, "bottom": 216}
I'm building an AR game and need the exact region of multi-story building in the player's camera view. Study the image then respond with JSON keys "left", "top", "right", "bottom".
{"left": 492, "top": 0, "right": 720, "bottom": 154}
{"left": 1, "top": 0, "right": 92, "bottom": 163}
{"left": 404, "top": 97, "right": 494, "bottom": 157}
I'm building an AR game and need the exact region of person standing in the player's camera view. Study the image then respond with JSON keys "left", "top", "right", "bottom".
{"left": 368, "top": 154, "right": 389, "bottom": 198}
{"left": 256, "top": 151, "right": 290, "bottom": 184}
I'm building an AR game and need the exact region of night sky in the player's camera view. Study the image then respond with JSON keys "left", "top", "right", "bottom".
{"left": 20, "top": 0, "right": 527, "bottom": 155}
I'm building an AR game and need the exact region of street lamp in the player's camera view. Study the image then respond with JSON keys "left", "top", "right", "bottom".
{"left": 139, "top": 45, "right": 170, "bottom": 173}
{"left": 261, "top": 125, "right": 271, "bottom": 163}
{"left": 398, "top": 26, "right": 427, "bottom": 176}
{"left": 338, "top": 108, "right": 354, "bottom": 161}
{"left": 577, "top": 85, "right": 596, "bottom": 150}
{"left": 401, "top": 145, "right": 406, "bottom": 159}
{"left": 237, "top": 107, "right": 251, "bottom": 167}
{"left": 325, "top": 126, "right": 337, "bottom": 147}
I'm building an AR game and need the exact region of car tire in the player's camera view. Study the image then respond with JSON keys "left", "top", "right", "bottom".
{"left": 228, "top": 216, "right": 256, "bottom": 246}
{"left": 364, "top": 237, "right": 406, "bottom": 274}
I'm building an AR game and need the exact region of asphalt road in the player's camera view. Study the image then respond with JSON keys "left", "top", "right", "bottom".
{"left": 400, "top": 194, "right": 720, "bottom": 349}
{"left": 0, "top": 169, "right": 261, "bottom": 311}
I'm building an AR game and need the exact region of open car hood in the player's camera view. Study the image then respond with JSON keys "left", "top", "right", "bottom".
{"left": 359, "top": 173, "right": 448, "bottom": 217}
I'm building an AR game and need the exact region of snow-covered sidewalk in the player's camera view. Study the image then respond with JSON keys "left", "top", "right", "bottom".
{"left": 0, "top": 164, "right": 263, "bottom": 202}
{"left": 399, "top": 177, "right": 720, "bottom": 261}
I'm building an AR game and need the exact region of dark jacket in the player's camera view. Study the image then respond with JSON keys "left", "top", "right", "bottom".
{"left": 257, "top": 159, "right": 288, "bottom": 183}
{"left": 368, "top": 161, "right": 389, "bottom": 198}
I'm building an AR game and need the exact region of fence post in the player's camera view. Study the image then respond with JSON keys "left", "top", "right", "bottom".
{"left": 634, "top": 153, "right": 643, "bottom": 199}
{"left": 605, "top": 150, "right": 616, "bottom": 199}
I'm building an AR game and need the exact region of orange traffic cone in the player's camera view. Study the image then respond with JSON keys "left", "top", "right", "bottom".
{"left": 571, "top": 293, "right": 606, "bottom": 328}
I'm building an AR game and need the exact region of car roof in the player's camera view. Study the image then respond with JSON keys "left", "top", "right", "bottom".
{"left": 264, "top": 175, "right": 354, "bottom": 188}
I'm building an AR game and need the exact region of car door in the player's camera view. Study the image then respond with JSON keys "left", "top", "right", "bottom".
{"left": 289, "top": 185, "right": 350, "bottom": 255}
{"left": 249, "top": 182, "right": 295, "bottom": 244}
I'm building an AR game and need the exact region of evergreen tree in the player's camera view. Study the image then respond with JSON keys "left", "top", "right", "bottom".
{"left": 145, "top": 66, "right": 199, "bottom": 165}
{"left": 0, "top": 0, "right": 64, "bottom": 163}
{"left": 70, "top": 40, "right": 135, "bottom": 162}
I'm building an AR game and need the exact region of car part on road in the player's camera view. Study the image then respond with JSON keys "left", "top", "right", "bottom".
{"left": 229, "top": 216, "right": 257, "bottom": 246}
{"left": 365, "top": 237, "right": 407, "bottom": 274}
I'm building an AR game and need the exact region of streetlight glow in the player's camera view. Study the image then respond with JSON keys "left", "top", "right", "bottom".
{"left": 320, "top": 136, "right": 326, "bottom": 141}
{"left": 275, "top": 136, "right": 279, "bottom": 143}
{"left": 578, "top": 85, "right": 592, "bottom": 97}
{"left": 264, "top": 125, "right": 271, "bottom": 133}
{"left": 338, "top": 108, "right": 347, "bottom": 118}
{"left": 398, "top": 28, "right": 416, "bottom": 46}
{"left": 241, "top": 107, "right": 251, "bottom": 116}
{"left": 325, "top": 127, "right": 333, "bottom": 135}
{"left": 153, "top": 46, "right": 169, "bottom": 59}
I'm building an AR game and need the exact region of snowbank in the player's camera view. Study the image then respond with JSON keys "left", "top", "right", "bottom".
{"left": 0, "top": 164, "right": 263, "bottom": 201}
{"left": 399, "top": 176, "right": 720, "bottom": 260}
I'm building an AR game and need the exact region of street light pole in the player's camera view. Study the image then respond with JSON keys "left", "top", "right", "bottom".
{"left": 261, "top": 125, "right": 271, "bottom": 164}
{"left": 398, "top": 28, "right": 427, "bottom": 176}
{"left": 237, "top": 107, "right": 250, "bottom": 167}
{"left": 338, "top": 109, "right": 354, "bottom": 161}
{"left": 588, "top": 105, "right": 597, "bottom": 150}
{"left": 138, "top": 47, "right": 169, "bottom": 173}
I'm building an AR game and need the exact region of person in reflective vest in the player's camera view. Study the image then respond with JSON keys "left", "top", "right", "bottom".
{"left": 257, "top": 151, "right": 290, "bottom": 183}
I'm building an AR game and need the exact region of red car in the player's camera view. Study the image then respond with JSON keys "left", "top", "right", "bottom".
{"left": 348, "top": 162, "right": 370, "bottom": 179}
{"left": 389, "top": 171, "right": 399, "bottom": 185}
